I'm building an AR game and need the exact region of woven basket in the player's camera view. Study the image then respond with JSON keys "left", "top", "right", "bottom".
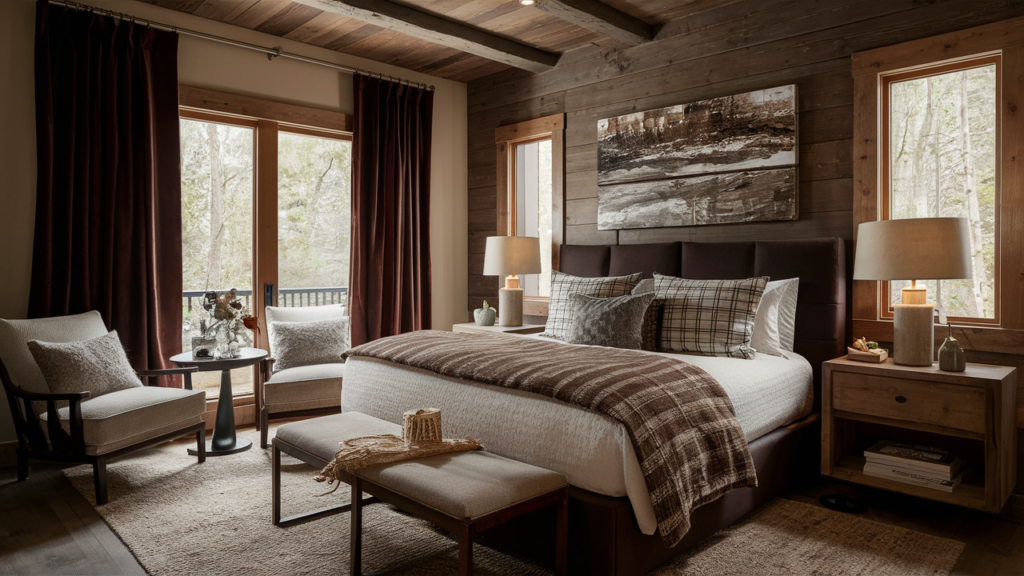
{"left": 402, "top": 408, "right": 442, "bottom": 443}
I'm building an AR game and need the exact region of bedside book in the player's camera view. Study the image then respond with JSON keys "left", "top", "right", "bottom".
{"left": 862, "top": 462, "right": 963, "bottom": 493}
{"left": 863, "top": 440, "right": 961, "bottom": 478}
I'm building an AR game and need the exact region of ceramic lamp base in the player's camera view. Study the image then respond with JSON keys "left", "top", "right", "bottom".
{"left": 894, "top": 302, "right": 934, "bottom": 366}
{"left": 498, "top": 286, "right": 524, "bottom": 327}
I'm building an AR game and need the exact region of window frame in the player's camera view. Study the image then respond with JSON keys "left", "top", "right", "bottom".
{"left": 494, "top": 114, "right": 565, "bottom": 318}
{"left": 178, "top": 85, "right": 352, "bottom": 419}
{"left": 851, "top": 18, "right": 1024, "bottom": 376}
{"left": 878, "top": 53, "right": 1002, "bottom": 326}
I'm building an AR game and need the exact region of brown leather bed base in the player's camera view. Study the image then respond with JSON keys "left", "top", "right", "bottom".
{"left": 477, "top": 415, "right": 821, "bottom": 576}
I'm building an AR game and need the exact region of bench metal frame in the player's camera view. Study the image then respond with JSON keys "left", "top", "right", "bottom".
{"left": 272, "top": 437, "right": 567, "bottom": 576}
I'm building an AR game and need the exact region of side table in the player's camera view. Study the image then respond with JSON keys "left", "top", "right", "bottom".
{"left": 170, "top": 347, "right": 268, "bottom": 456}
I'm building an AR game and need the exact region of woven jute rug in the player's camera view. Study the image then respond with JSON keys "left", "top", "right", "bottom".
{"left": 64, "top": 427, "right": 965, "bottom": 576}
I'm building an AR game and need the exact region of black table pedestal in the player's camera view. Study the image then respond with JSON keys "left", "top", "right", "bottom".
{"left": 188, "top": 367, "right": 252, "bottom": 457}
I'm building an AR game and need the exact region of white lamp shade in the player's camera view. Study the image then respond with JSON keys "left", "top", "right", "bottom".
{"left": 483, "top": 236, "right": 542, "bottom": 276}
{"left": 853, "top": 217, "right": 973, "bottom": 281}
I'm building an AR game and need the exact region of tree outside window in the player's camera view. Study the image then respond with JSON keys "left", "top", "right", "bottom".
{"left": 886, "top": 59, "right": 998, "bottom": 321}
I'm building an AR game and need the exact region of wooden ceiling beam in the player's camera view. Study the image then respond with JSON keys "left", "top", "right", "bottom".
{"left": 534, "top": 0, "right": 652, "bottom": 46}
{"left": 290, "top": 0, "right": 560, "bottom": 73}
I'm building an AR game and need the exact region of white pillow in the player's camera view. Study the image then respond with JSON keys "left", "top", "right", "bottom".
{"left": 770, "top": 278, "right": 800, "bottom": 351}
{"left": 751, "top": 287, "right": 786, "bottom": 358}
{"left": 750, "top": 278, "right": 800, "bottom": 357}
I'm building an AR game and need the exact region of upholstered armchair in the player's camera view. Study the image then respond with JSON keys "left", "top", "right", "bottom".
{"left": 0, "top": 311, "right": 208, "bottom": 505}
{"left": 257, "top": 304, "right": 347, "bottom": 449}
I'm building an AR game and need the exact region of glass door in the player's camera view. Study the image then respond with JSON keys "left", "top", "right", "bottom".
{"left": 179, "top": 114, "right": 256, "bottom": 398}
{"left": 276, "top": 129, "right": 352, "bottom": 310}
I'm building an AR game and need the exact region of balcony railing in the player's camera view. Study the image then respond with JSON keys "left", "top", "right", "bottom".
{"left": 183, "top": 287, "right": 348, "bottom": 313}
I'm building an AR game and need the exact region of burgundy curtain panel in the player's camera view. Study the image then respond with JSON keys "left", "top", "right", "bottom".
{"left": 350, "top": 75, "right": 434, "bottom": 346}
{"left": 30, "top": 1, "right": 183, "bottom": 381}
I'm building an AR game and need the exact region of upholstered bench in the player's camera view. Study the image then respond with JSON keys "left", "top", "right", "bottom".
{"left": 272, "top": 412, "right": 568, "bottom": 576}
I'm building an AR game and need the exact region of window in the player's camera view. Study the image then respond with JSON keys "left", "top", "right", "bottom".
{"left": 882, "top": 55, "right": 999, "bottom": 323}
{"left": 513, "top": 139, "right": 553, "bottom": 296}
{"left": 495, "top": 114, "right": 565, "bottom": 314}
{"left": 178, "top": 88, "right": 352, "bottom": 401}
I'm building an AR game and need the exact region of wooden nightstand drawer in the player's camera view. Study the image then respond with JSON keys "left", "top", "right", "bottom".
{"left": 832, "top": 372, "right": 985, "bottom": 435}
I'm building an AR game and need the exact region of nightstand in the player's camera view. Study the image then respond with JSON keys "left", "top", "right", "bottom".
{"left": 452, "top": 322, "right": 545, "bottom": 335}
{"left": 822, "top": 357, "right": 1016, "bottom": 513}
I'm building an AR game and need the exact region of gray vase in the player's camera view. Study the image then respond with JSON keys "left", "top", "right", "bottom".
{"left": 473, "top": 307, "right": 496, "bottom": 326}
{"left": 938, "top": 336, "right": 966, "bottom": 372}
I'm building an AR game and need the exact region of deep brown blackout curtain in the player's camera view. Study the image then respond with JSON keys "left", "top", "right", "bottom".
{"left": 350, "top": 75, "right": 433, "bottom": 346}
{"left": 30, "top": 1, "right": 183, "bottom": 381}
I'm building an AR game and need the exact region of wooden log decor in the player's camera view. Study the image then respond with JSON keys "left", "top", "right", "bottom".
{"left": 403, "top": 408, "right": 443, "bottom": 443}
{"left": 596, "top": 85, "right": 799, "bottom": 230}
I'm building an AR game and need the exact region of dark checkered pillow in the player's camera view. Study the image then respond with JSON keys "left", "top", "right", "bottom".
{"left": 653, "top": 274, "right": 769, "bottom": 359}
{"left": 540, "top": 270, "right": 642, "bottom": 340}
{"left": 567, "top": 291, "right": 655, "bottom": 349}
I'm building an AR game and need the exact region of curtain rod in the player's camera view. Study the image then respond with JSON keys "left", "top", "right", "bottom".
{"left": 47, "top": 0, "right": 436, "bottom": 92}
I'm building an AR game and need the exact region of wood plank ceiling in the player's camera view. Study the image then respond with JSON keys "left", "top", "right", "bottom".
{"left": 137, "top": 0, "right": 741, "bottom": 82}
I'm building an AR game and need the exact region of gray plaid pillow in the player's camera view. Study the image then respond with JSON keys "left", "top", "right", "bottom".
{"left": 653, "top": 274, "right": 769, "bottom": 359}
{"left": 567, "top": 291, "right": 656, "bottom": 349}
{"left": 541, "top": 270, "right": 642, "bottom": 340}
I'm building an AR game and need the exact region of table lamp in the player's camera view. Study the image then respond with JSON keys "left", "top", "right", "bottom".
{"left": 483, "top": 236, "right": 542, "bottom": 327}
{"left": 853, "top": 218, "right": 973, "bottom": 366}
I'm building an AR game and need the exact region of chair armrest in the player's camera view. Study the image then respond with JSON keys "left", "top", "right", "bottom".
{"left": 10, "top": 388, "right": 91, "bottom": 402}
{"left": 26, "top": 391, "right": 89, "bottom": 455}
{"left": 260, "top": 357, "right": 276, "bottom": 382}
{"left": 137, "top": 366, "right": 199, "bottom": 389}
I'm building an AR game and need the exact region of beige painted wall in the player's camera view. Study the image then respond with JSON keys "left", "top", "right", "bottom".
{"left": 0, "top": 0, "right": 468, "bottom": 447}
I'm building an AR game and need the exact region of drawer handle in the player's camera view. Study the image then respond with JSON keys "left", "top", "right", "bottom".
{"left": 895, "top": 396, "right": 907, "bottom": 404}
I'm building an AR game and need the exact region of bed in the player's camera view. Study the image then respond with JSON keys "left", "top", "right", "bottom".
{"left": 342, "top": 237, "right": 847, "bottom": 576}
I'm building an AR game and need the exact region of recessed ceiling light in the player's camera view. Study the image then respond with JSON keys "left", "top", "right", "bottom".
{"left": 519, "top": 0, "right": 535, "bottom": 5}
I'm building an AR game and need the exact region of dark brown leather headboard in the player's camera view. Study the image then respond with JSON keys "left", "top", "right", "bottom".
{"left": 560, "top": 238, "right": 847, "bottom": 410}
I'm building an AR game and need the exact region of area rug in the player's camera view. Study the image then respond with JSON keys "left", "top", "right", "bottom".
{"left": 64, "top": 427, "right": 965, "bottom": 576}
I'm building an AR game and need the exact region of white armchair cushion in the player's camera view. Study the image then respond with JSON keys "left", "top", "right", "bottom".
{"left": 0, "top": 311, "right": 109, "bottom": 412}
{"left": 27, "top": 331, "right": 142, "bottom": 400}
{"left": 264, "top": 363, "right": 343, "bottom": 414}
{"left": 39, "top": 386, "right": 207, "bottom": 455}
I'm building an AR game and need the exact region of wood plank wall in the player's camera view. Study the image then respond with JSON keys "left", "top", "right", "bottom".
{"left": 465, "top": 0, "right": 1024, "bottom": 314}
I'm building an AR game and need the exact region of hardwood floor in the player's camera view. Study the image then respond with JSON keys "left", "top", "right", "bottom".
{"left": 1, "top": 447, "right": 1021, "bottom": 575}
{"left": 0, "top": 463, "right": 144, "bottom": 576}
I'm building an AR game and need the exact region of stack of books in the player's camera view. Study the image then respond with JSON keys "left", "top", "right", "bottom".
{"left": 862, "top": 440, "right": 963, "bottom": 493}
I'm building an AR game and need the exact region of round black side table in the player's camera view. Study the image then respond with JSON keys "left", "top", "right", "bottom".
{"left": 170, "top": 347, "right": 268, "bottom": 456}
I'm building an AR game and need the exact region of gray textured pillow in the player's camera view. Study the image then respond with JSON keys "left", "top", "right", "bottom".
{"left": 567, "top": 291, "right": 656, "bottom": 349}
{"left": 541, "top": 270, "right": 642, "bottom": 341}
{"left": 27, "top": 330, "right": 141, "bottom": 399}
{"left": 270, "top": 317, "right": 350, "bottom": 373}
{"left": 632, "top": 279, "right": 661, "bottom": 351}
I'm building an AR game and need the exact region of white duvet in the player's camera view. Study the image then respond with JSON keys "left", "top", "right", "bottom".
{"left": 341, "top": 335, "right": 813, "bottom": 535}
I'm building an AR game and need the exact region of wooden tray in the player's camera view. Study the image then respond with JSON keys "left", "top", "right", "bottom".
{"left": 846, "top": 347, "right": 888, "bottom": 363}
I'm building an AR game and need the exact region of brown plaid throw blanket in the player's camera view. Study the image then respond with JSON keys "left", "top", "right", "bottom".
{"left": 345, "top": 330, "right": 757, "bottom": 546}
